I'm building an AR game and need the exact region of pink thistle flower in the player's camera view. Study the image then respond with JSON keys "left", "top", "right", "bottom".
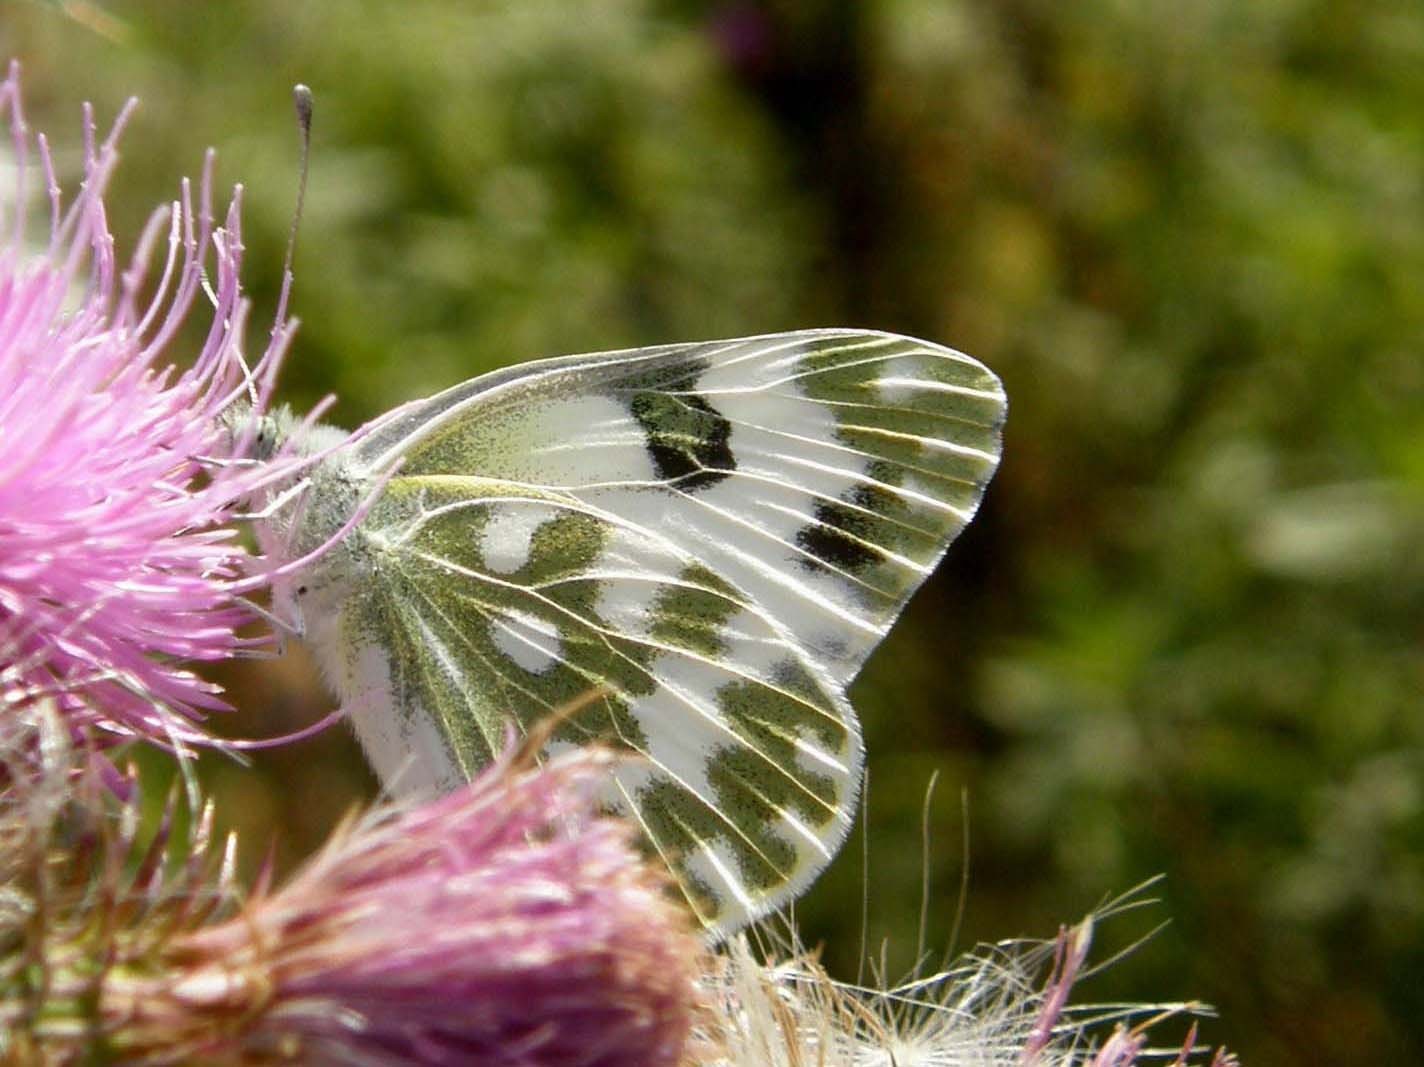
{"left": 103, "top": 745, "right": 704, "bottom": 1066}
{"left": 0, "top": 63, "right": 300, "bottom": 748}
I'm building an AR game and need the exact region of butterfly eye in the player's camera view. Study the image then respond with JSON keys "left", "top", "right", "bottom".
{"left": 296, "top": 585, "right": 309, "bottom": 597}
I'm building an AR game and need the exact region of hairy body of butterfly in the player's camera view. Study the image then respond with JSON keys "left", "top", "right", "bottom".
{"left": 254, "top": 329, "right": 1005, "bottom": 935}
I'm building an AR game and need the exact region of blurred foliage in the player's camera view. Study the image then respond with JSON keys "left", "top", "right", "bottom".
{"left": 5, "top": 1, "right": 1423, "bottom": 1062}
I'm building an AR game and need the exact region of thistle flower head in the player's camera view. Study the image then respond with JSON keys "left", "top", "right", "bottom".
{"left": 2, "top": 722, "right": 704, "bottom": 1066}
{"left": 176, "top": 745, "right": 704, "bottom": 1066}
{"left": 0, "top": 62, "right": 299, "bottom": 749}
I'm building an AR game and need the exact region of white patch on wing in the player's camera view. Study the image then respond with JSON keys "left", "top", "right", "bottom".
{"left": 594, "top": 578, "right": 662, "bottom": 639}
{"left": 716, "top": 608, "right": 796, "bottom": 680}
{"left": 604, "top": 760, "right": 659, "bottom": 818}
{"left": 492, "top": 608, "right": 562, "bottom": 675}
{"left": 495, "top": 395, "right": 661, "bottom": 487}
{"left": 480, "top": 502, "right": 557, "bottom": 574}
{"left": 878, "top": 372, "right": 1003, "bottom": 403}
{"left": 609, "top": 516, "right": 700, "bottom": 572}
{"left": 337, "top": 638, "right": 462, "bottom": 796}
{"left": 873, "top": 354, "right": 933, "bottom": 402}
{"left": 623, "top": 654, "right": 731, "bottom": 801}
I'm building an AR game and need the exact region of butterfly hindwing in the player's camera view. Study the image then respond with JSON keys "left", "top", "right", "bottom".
{"left": 297, "top": 329, "right": 1004, "bottom": 933}
{"left": 327, "top": 480, "right": 860, "bottom": 930}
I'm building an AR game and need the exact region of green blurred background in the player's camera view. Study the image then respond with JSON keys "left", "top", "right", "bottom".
{"left": 6, "top": 2, "right": 1422, "bottom": 1061}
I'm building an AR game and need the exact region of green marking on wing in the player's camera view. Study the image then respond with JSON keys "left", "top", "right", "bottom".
{"left": 705, "top": 749, "right": 813, "bottom": 888}
{"left": 631, "top": 778, "right": 726, "bottom": 920}
{"left": 648, "top": 563, "right": 741, "bottom": 658}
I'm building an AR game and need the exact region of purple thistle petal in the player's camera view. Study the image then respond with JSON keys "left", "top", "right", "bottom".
{"left": 0, "top": 63, "right": 303, "bottom": 749}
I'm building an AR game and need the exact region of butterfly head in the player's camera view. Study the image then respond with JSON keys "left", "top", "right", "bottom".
{"left": 220, "top": 401, "right": 355, "bottom": 463}
{"left": 218, "top": 401, "right": 296, "bottom": 462}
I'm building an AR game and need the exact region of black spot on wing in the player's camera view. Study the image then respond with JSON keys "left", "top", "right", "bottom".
{"left": 797, "top": 484, "right": 890, "bottom": 571}
{"left": 629, "top": 390, "right": 735, "bottom": 491}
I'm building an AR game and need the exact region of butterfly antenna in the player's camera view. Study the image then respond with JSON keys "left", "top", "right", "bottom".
{"left": 233, "top": 593, "right": 302, "bottom": 639}
{"left": 274, "top": 83, "right": 312, "bottom": 331}
{"left": 224, "top": 704, "right": 350, "bottom": 751}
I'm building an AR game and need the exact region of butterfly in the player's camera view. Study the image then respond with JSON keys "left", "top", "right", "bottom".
{"left": 253, "top": 329, "right": 1005, "bottom": 935}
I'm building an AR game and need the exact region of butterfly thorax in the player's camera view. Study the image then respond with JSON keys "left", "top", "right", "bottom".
{"left": 247, "top": 414, "right": 370, "bottom": 641}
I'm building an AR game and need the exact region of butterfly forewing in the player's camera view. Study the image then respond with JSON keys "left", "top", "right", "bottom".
{"left": 319, "top": 329, "right": 1004, "bottom": 933}
{"left": 360, "top": 330, "right": 1005, "bottom": 678}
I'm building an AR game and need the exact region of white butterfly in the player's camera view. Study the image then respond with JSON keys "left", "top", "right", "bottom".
{"left": 254, "top": 329, "right": 1005, "bottom": 934}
